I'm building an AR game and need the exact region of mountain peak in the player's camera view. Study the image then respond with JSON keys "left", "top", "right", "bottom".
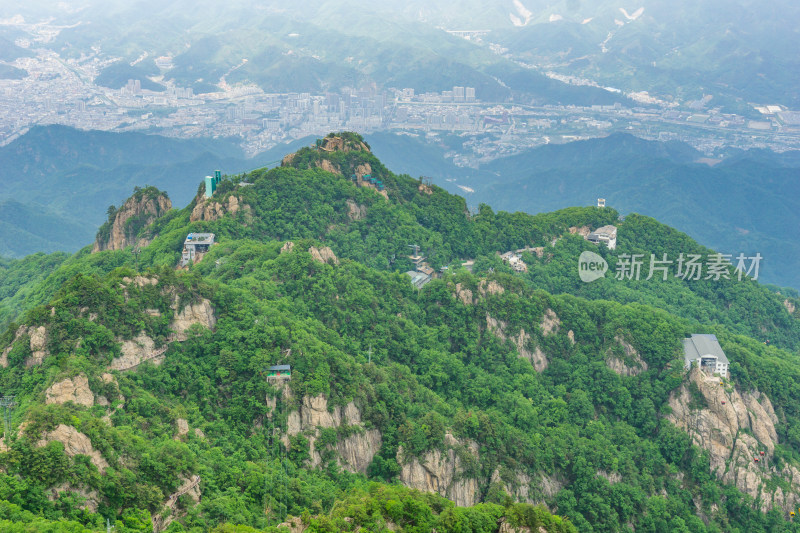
{"left": 92, "top": 186, "right": 171, "bottom": 253}
{"left": 281, "top": 132, "right": 371, "bottom": 169}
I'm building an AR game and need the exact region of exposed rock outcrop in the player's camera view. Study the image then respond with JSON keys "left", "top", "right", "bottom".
{"left": 668, "top": 367, "right": 800, "bottom": 512}
{"left": 36, "top": 424, "right": 109, "bottom": 472}
{"left": 491, "top": 469, "right": 536, "bottom": 504}
{"left": 454, "top": 280, "right": 506, "bottom": 305}
{"left": 48, "top": 483, "right": 100, "bottom": 513}
{"left": 190, "top": 195, "right": 250, "bottom": 222}
{"left": 0, "top": 324, "right": 50, "bottom": 367}
{"left": 0, "top": 344, "right": 9, "bottom": 368}
{"left": 308, "top": 246, "right": 339, "bottom": 265}
{"left": 540, "top": 309, "right": 560, "bottom": 336}
{"left": 277, "top": 517, "right": 307, "bottom": 533}
{"left": 0, "top": 325, "right": 34, "bottom": 367}
{"left": 398, "top": 433, "right": 479, "bottom": 506}
{"left": 317, "top": 158, "right": 340, "bottom": 175}
{"left": 354, "top": 163, "right": 372, "bottom": 181}
{"left": 109, "top": 297, "right": 215, "bottom": 370}
{"left": 285, "top": 395, "right": 381, "bottom": 474}
{"left": 281, "top": 241, "right": 295, "bottom": 254}
{"left": 318, "top": 135, "right": 370, "bottom": 153}
{"left": 498, "top": 518, "right": 532, "bottom": 533}
{"left": 172, "top": 298, "right": 217, "bottom": 341}
{"left": 455, "top": 283, "right": 473, "bottom": 305}
{"left": 176, "top": 418, "right": 189, "bottom": 437}
{"left": 346, "top": 199, "right": 367, "bottom": 221}
{"left": 568, "top": 226, "right": 591, "bottom": 237}
{"left": 785, "top": 299, "right": 797, "bottom": 314}
{"left": 607, "top": 335, "right": 648, "bottom": 377}
{"left": 282, "top": 136, "right": 370, "bottom": 181}
{"left": 45, "top": 374, "right": 94, "bottom": 407}
{"left": 122, "top": 275, "right": 158, "bottom": 288}
{"left": 93, "top": 189, "right": 170, "bottom": 252}
{"left": 487, "top": 314, "right": 547, "bottom": 372}
{"left": 281, "top": 152, "right": 297, "bottom": 166}
{"left": 597, "top": 470, "right": 622, "bottom": 484}
{"left": 110, "top": 332, "right": 161, "bottom": 371}
{"left": 17, "top": 325, "right": 49, "bottom": 367}
{"left": 478, "top": 279, "right": 504, "bottom": 297}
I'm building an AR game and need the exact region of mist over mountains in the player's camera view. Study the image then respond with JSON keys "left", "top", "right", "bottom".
{"left": 4, "top": 0, "right": 797, "bottom": 111}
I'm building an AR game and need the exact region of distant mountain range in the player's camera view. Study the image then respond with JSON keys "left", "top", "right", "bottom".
{"left": 2, "top": 1, "right": 629, "bottom": 105}
{"left": 4, "top": 1, "right": 795, "bottom": 111}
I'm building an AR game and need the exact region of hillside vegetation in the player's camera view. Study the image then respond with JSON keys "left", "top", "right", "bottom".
{"left": 1, "top": 133, "right": 800, "bottom": 532}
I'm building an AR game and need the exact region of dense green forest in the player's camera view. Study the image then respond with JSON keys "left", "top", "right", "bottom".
{"left": 1, "top": 133, "right": 800, "bottom": 532}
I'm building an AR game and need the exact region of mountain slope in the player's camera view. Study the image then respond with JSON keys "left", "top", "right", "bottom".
{"left": 1, "top": 133, "right": 800, "bottom": 533}
{"left": 0, "top": 200, "right": 95, "bottom": 258}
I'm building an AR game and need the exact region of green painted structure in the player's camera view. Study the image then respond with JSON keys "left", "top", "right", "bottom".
{"left": 204, "top": 170, "right": 222, "bottom": 198}
{"left": 267, "top": 365, "right": 291, "bottom": 379}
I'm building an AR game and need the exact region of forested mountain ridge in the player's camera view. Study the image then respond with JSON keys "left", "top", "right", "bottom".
{"left": 1, "top": 133, "right": 800, "bottom": 532}
{"left": 367, "top": 132, "right": 800, "bottom": 289}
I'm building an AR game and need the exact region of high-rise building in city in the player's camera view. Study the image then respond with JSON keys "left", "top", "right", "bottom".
{"left": 465, "top": 87, "right": 476, "bottom": 102}
{"left": 453, "top": 86, "right": 465, "bottom": 102}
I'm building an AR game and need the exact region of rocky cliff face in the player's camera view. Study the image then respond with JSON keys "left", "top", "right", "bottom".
{"left": 285, "top": 394, "right": 381, "bottom": 475}
{"left": 48, "top": 482, "right": 100, "bottom": 513}
{"left": 282, "top": 393, "right": 537, "bottom": 508}
{"left": 281, "top": 135, "right": 371, "bottom": 173}
{"left": 568, "top": 226, "right": 591, "bottom": 237}
{"left": 489, "top": 470, "right": 563, "bottom": 507}
{"left": 171, "top": 298, "right": 217, "bottom": 341}
{"left": 485, "top": 308, "right": 565, "bottom": 373}
{"left": 317, "top": 158, "right": 340, "bottom": 175}
{"left": 487, "top": 314, "right": 548, "bottom": 372}
{"left": 317, "top": 135, "right": 370, "bottom": 153}
{"left": 45, "top": 374, "right": 94, "bottom": 406}
{"left": 668, "top": 367, "right": 800, "bottom": 513}
{"left": 397, "top": 432, "right": 480, "bottom": 507}
{"left": 308, "top": 246, "right": 339, "bottom": 265}
{"left": 111, "top": 332, "right": 161, "bottom": 371}
{"left": 346, "top": 199, "right": 367, "bottom": 221}
{"left": 109, "top": 295, "right": 216, "bottom": 370}
{"left": 35, "top": 424, "right": 109, "bottom": 472}
{"left": 453, "top": 279, "right": 505, "bottom": 306}
{"left": 93, "top": 190, "right": 170, "bottom": 252}
{"left": 606, "top": 335, "right": 648, "bottom": 377}
{"left": 0, "top": 324, "right": 48, "bottom": 367}
{"left": 190, "top": 194, "right": 250, "bottom": 222}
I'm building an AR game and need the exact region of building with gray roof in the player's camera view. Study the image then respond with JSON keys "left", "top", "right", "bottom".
{"left": 180, "top": 232, "right": 215, "bottom": 266}
{"left": 683, "top": 333, "right": 729, "bottom": 378}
